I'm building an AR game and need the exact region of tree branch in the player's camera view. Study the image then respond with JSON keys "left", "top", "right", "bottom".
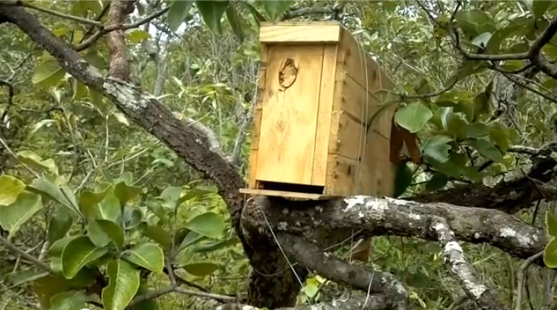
{"left": 245, "top": 196, "right": 548, "bottom": 267}
{"left": 431, "top": 218, "right": 506, "bottom": 310}
{"left": 0, "top": 235, "right": 51, "bottom": 273}
{"left": 277, "top": 233, "right": 408, "bottom": 310}
{"left": 409, "top": 151, "right": 557, "bottom": 213}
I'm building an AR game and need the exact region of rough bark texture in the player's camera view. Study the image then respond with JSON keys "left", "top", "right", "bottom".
{"left": 244, "top": 196, "right": 547, "bottom": 266}
{"left": 431, "top": 219, "right": 505, "bottom": 310}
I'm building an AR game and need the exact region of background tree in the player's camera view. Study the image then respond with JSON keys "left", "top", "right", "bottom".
{"left": 0, "top": 1, "right": 557, "bottom": 310}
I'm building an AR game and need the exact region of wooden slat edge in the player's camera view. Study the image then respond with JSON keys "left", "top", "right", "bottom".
{"left": 259, "top": 24, "right": 342, "bottom": 44}
{"left": 239, "top": 188, "right": 340, "bottom": 200}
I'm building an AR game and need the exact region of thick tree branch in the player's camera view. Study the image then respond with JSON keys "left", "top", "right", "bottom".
{"left": 245, "top": 196, "right": 548, "bottom": 267}
{"left": 105, "top": 0, "right": 135, "bottom": 80}
{"left": 410, "top": 152, "right": 557, "bottom": 212}
{"left": 277, "top": 233, "right": 408, "bottom": 310}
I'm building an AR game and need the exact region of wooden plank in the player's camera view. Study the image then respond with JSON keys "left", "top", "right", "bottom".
{"left": 248, "top": 45, "right": 269, "bottom": 189}
{"left": 324, "top": 154, "right": 359, "bottom": 196}
{"left": 361, "top": 133, "right": 396, "bottom": 197}
{"left": 260, "top": 23, "right": 341, "bottom": 44}
{"left": 255, "top": 45, "right": 325, "bottom": 185}
{"left": 312, "top": 45, "right": 337, "bottom": 185}
{"left": 240, "top": 188, "right": 340, "bottom": 200}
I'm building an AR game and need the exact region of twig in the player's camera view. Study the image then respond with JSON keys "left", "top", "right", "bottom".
{"left": 174, "top": 288, "right": 236, "bottom": 302}
{"left": 0, "top": 235, "right": 51, "bottom": 272}
{"left": 0, "top": 135, "right": 40, "bottom": 178}
{"left": 75, "top": 6, "right": 169, "bottom": 51}
{"left": 0, "top": 79, "right": 15, "bottom": 123}
{"left": 431, "top": 218, "right": 506, "bottom": 310}
{"left": 128, "top": 286, "right": 175, "bottom": 307}
{"left": 19, "top": 2, "right": 102, "bottom": 26}
{"left": 500, "top": 72, "right": 557, "bottom": 104}
{"left": 166, "top": 258, "right": 177, "bottom": 287}
{"left": 516, "top": 251, "right": 544, "bottom": 310}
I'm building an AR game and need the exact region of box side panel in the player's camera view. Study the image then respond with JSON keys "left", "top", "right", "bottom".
{"left": 338, "top": 28, "right": 394, "bottom": 136}
{"left": 332, "top": 28, "right": 397, "bottom": 197}
{"left": 323, "top": 50, "right": 347, "bottom": 196}
{"left": 255, "top": 45, "right": 325, "bottom": 185}
{"left": 325, "top": 155, "right": 359, "bottom": 196}
{"left": 312, "top": 45, "right": 337, "bottom": 185}
{"left": 248, "top": 45, "right": 269, "bottom": 189}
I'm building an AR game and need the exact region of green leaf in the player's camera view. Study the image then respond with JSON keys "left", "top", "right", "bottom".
{"left": 471, "top": 32, "right": 491, "bottom": 49}
{"left": 241, "top": 2, "right": 267, "bottom": 26}
{"left": 262, "top": 0, "right": 293, "bottom": 20}
{"left": 89, "top": 189, "right": 121, "bottom": 222}
{"left": 0, "top": 191, "right": 43, "bottom": 239}
{"left": 183, "top": 262, "right": 219, "bottom": 277}
{"left": 393, "top": 161, "right": 413, "bottom": 198}
{"left": 87, "top": 219, "right": 125, "bottom": 250}
{"left": 33, "top": 268, "right": 98, "bottom": 308}
{"left": 394, "top": 102, "right": 433, "bottom": 133}
{"left": 467, "top": 123, "right": 490, "bottom": 139}
{"left": 71, "top": 78, "right": 88, "bottom": 100}
{"left": 112, "top": 112, "right": 130, "bottom": 126}
{"left": 61, "top": 236, "right": 108, "bottom": 279}
{"left": 421, "top": 135, "right": 453, "bottom": 163}
{"left": 546, "top": 212, "right": 557, "bottom": 238}
{"left": 454, "top": 10, "right": 494, "bottom": 38}
{"left": 16, "top": 150, "right": 58, "bottom": 175}
{"left": 48, "top": 205, "right": 74, "bottom": 244}
{"left": 27, "top": 177, "right": 80, "bottom": 217}
{"left": 32, "top": 59, "right": 65, "bottom": 87}
{"left": 184, "top": 212, "right": 225, "bottom": 239}
{"left": 446, "top": 113, "right": 468, "bottom": 140}
{"left": 226, "top": 4, "right": 244, "bottom": 41}
{"left": 469, "top": 139, "right": 504, "bottom": 163}
{"left": 180, "top": 230, "right": 205, "bottom": 251}
{"left": 426, "top": 172, "right": 449, "bottom": 192}
{"left": 544, "top": 238, "right": 557, "bottom": 268}
{"left": 144, "top": 201, "right": 169, "bottom": 223}
{"left": 489, "top": 124, "right": 510, "bottom": 153}
{"left": 0, "top": 175, "right": 25, "bottom": 206}
{"left": 79, "top": 186, "right": 110, "bottom": 217}
{"left": 122, "top": 243, "right": 164, "bottom": 273}
{"left": 123, "top": 207, "right": 142, "bottom": 229}
{"left": 138, "top": 223, "right": 172, "bottom": 252}
{"left": 529, "top": 0, "right": 551, "bottom": 18}
{"left": 192, "top": 237, "right": 241, "bottom": 253}
{"left": 3, "top": 269, "right": 49, "bottom": 288}
{"left": 176, "top": 186, "right": 215, "bottom": 206}
{"left": 167, "top": 0, "right": 193, "bottom": 32}
{"left": 102, "top": 259, "right": 141, "bottom": 310}
{"left": 114, "top": 181, "right": 142, "bottom": 206}
{"left": 89, "top": 87, "right": 105, "bottom": 105}
{"left": 160, "top": 186, "right": 182, "bottom": 206}
{"left": 195, "top": 0, "right": 230, "bottom": 34}
{"left": 83, "top": 51, "right": 108, "bottom": 69}
{"left": 49, "top": 290, "right": 87, "bottom": 310}
{"left": 127, "top": 30, "right": 151, "bottom": 43}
